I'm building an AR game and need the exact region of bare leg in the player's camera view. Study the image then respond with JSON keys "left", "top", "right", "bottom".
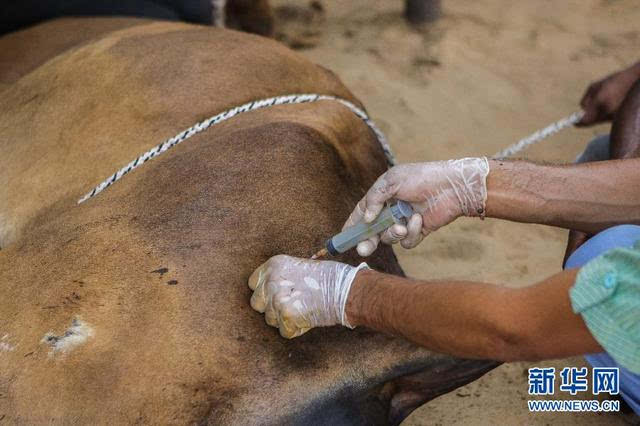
{"left": 564, "top": 230, "right": 590, "bottom": 266}
{"left": 610, "top": 79, "right": 640, "bottom": 159}
{"left": 405, "top": 0, "right": 442, "bottom": 24}
{"left": 564, "top": 79, "right": 640, "bottom": 265}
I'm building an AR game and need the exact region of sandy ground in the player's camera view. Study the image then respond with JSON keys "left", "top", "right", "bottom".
{"left": 271, "top": 0, "right": 639, "bottom": 424}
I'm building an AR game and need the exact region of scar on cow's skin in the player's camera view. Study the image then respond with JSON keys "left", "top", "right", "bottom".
{"left": 0, "top": 334, "right": 15, "bottom": 352}
{"left": 167, "top": 280, "right": 178, "bottom": 285}
{"left": 41, "top": 318, "right": 94, "bottom": 356}
{"left": 151, "top": 267, "right": 169, "bottom": 277}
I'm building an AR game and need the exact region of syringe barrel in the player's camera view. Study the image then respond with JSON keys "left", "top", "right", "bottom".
{"left": 326, "top": 201, "right": 414, "bottom": 255}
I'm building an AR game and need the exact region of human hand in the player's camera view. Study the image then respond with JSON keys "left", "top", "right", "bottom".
{"left": 248, "top": 255, "right": 368, "bottom": 338}
{"left": 342, "top": 158, "right": 490, "bottom": 257}
{"left": 578, "top": 62, "right": 640, "bottom": 126}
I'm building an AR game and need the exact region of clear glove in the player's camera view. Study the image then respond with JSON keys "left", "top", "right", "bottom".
{"left": 248, "top": 255, "right": 369, "bottom": 338}
{"left": 343, "top": 157, "right": 490, "bottom": 257}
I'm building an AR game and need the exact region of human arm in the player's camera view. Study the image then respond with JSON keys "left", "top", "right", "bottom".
{"left": 565, "top": 75, "right": 640, "bottom": 264}
{"left": 486, "top": 157, "right": 640, "bottom": 233}
{"left": 577, "top": 60, "right": 640, "bottom": 127}
{"left": 346, "top": 157, "right": 640, "bottom": 256}
{"left": 345, "top": 268, "right": 600, "bottom": 361}
{"left": 248, "top": 255, "right": 601, "bottom": 361}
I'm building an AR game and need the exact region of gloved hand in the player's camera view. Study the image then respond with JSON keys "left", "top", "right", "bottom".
{"left": 248, "top": 255, "right": 369, "bottom": 338}
{"left": 578, "top": 61, "right": 640, "bottom": 126}
{"left": 343, "top": 157, "right": 490, "bottom": 257}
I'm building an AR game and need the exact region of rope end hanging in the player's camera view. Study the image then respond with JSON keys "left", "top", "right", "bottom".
{"left": 492, "top": 110, "right": 584, "bottom": 159}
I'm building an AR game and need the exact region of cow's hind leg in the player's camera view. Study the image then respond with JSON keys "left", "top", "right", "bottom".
{"left": 286, "top": 358, "right": 498, "bottom": 425}
{"left": 379, "top": 358, "right": 499, "bottom": 425}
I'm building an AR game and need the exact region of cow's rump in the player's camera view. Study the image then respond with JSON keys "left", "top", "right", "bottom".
{"left": 0, "top": 19, "right": 496, "bottom": 424}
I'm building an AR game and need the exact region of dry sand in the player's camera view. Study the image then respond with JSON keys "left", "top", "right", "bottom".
{"left": 271, "top": 0, "right": 639, "bottom": 424}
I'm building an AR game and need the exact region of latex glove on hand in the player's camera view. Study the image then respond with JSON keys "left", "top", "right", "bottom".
{"left": 578, "top": 61, "right": 640, "bottom": 126}
{"left": 248, "top": 255, "right": 368, "bottom": 338}
{"left": 343, "top": 157, "right": 490, "bottom": 257}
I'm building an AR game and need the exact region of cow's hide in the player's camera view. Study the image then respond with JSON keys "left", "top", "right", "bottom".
{"left": 0, "top": 18, "right": 497, "bottom": 425}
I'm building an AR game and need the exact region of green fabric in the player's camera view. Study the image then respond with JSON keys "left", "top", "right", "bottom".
{"left": 570, "top": 240, "right": 640, "bottom": 374}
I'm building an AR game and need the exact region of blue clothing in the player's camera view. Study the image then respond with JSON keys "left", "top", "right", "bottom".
{"left": 565, "top": 224, "right": 640, "bottom": 414}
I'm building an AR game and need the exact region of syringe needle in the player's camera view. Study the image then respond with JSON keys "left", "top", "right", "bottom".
{"left": 310, "top": 248, "right": 328, "bottom": 260}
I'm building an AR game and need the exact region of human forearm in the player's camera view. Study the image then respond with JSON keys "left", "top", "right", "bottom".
{"left": 345, "top": 269, "right": 600, "bottom": 361}
{"left": 486, "top": 158, "right": 640, "bottom": 233}
{"left": 345, "top": 270, "right": 517, "bottom": 360}
{"left": 248, "top": 256, "right": 601, "bottom": 360}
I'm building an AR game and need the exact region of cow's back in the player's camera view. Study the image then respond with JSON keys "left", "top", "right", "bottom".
{"left": 0, "top": 19, "right": 495, "bottom": 424}
{"left": 0, "top": 18, "right": 365, "bottom": 246}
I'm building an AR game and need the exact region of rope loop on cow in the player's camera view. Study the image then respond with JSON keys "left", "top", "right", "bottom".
{"left": 77, "top": 91, "right": 583, "bottom": 204}
{"left": 77, "top": 94, "right": 395, "bottom": 204}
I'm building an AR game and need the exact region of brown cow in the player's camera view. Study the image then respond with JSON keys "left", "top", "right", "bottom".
{"left": 0, "top": 18, "right": 495, "bottom": 424}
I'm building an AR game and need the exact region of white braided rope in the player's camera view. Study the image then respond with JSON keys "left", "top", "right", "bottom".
{"left": 77, "top": 94, "right": 395, "bottom": 204}
{"left": 492, "top": 111, "right": 584, "bottom": 159}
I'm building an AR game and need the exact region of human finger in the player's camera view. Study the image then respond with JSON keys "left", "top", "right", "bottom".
{"left": 363, "top": 174, "right": 395, "bottom": 223}
{"left": 400, "top": 213, "right": 424, "bottom": 249}
{"left": 248, "top": 260, "right": 269, "bottom": 290}
{"left": 278, "top": 303, "right": 311, "bottom": 339}
{"left": 380, "top": 223, "right": 408, "bottom": 245}
{"left": 356, "top": 234, "right": 380, "bottom": 257}
{"left": 342, "top": 197, "right": 367, "bottom": 230}
{"left": 265, "top": 284, "right": 292, "bottom": 327}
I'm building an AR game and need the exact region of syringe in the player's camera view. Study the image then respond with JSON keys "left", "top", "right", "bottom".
{"left": 311, "top": 201, "right": 414, "bottom": 259}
